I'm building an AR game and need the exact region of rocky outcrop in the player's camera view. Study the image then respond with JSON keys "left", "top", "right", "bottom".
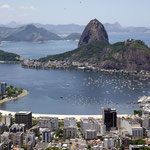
{"left": 78, "top": 19, "right": 109, "bottom": 47}
{"left": 40, "top": 39, "right": 150, "bottom": 72}
{"left": 39, "top": 18, "right": 150, "bottom": 72}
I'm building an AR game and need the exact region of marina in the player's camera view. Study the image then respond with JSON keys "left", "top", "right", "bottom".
{"left": 138, "top": 96, "right": 150, "bottom": 112}
{"left": 0, "top": 63, "right": 149, "bottom": 115}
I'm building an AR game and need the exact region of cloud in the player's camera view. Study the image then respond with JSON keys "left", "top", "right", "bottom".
{"left": 1, "top": 4, "right": 10, "bottom": 9}
{"left": 19, "top": 6, "right": 35, "bottom": 10}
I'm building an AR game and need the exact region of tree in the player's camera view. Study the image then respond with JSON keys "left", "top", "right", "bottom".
{"left": 76, "top": 121, "right": 80, "bottom": 128}
{"left": 134, "top": 110, "right": 142, "bottom": 117}
{"left": 132, "top": 139, "right": 146, "bottom": 145}
{"left": 56, "top": 129, "right": 63, "bottom": 138}
{"left": 32, "top": 119, "right": 38, "bottom": 126}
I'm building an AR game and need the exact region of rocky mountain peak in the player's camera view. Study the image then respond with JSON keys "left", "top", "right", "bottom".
{"left": 23, "top": 24, "right": 37, "bottom": 30}
{"left": 78, "top": 19, "right": 109, "bottom": 47}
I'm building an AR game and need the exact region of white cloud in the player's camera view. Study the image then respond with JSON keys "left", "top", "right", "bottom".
{"left": 1, "top": 4, "right": 10, "bottom": 9}
{"left": 19, "top": 6, "right": 35, "bottom": 10}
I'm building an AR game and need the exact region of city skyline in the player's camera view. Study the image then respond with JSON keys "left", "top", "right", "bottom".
{"left": 0, "top": 0, "right": 149, "bottom": 27}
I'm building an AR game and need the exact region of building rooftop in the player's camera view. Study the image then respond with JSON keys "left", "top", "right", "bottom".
{"left": 16, "top": 111, "right": 32, "bottom": 115}
{"left": 125, "top": 118, "right": 140, "bottom": 125}
{"left": 103, "top": 108, "right": 116, "bottom": 111}
{"left": 0, "top": 82, "right": 6, "bottom": 84}
{"left": 86, "top": 129, "right": 97, "bottom": 132}
{"left": 38, "top": 117, "right": 58, "bottom": 120}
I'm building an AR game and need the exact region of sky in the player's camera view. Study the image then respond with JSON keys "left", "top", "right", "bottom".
{"left": 0, "top": 0, "right": 149, "bottom": 27}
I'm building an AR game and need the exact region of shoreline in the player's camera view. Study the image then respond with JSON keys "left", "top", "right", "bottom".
{"left": 0, "top": 61, "right": 20, "bottom": 64}
{"left": 0, "top": 60, "right": 150, "bottom": 78}
{"left": 0, "top": 109, "right": 131, "bottom": 120}
{"left": 22, "top": 61, "right": 150, "bottom": 78}
{"left": 0, "top": 90, "right": 29, "bottom": 105}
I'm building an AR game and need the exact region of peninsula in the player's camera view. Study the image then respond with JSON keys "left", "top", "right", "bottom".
{"left": 0, "top": 82, "right": 28, "bottom": 104}
{"left": 0, "top": 50, "right": 21, "bottom": 63}
{"left": 22, "top": 19, "right": 150, "bottom": 75}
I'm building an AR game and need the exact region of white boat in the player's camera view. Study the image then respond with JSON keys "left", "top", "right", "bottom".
{"left": 138, "top": 96, "right": 148, "bottom": 103}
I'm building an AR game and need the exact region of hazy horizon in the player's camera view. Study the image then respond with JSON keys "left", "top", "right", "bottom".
{"left": 1, "top": 20, "right": 150, "bottom": 29}
{"left": 0, "top": 0, "right": 149, "bottom": 27}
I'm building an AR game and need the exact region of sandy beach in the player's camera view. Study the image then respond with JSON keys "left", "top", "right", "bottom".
{"left": 0, "top": 89, "right": 131, "bottom": 120}
{"left": 0, "top": 109, "right": 131, "bottom": 120}
{"left": 0, "top": 90, "right": 29, "bottom": 105}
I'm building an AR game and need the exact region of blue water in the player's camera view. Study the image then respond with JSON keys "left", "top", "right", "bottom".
{"left": 109, "top": 33, "right": 150, "bottom": 47}
{"left": 0, "top": 63, "right": 150, "bottom": 115}
{"left": 0, "top": 33, "right": 150, "bottom": 114}
{"left": 0, "top": 40, "right": 78, "bottom": 59}
{"left": 1, "top": 33, "right": 150, "bottom": 59}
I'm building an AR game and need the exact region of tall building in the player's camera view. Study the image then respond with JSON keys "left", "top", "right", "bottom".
{"left": 2, "top": 115, "right": 13, "bottom": 127}
{"left": 42, "top": 129, "right": 51, "bottom": 143}
{"left": 25, "top": 132, "right": 35, "bottom": 147}
{"left": 0, "top": 82, "right": 7, "bottom": 95}
{"left": 13, "top": 132, "right": 24, "bottom": 147}
{"left": 120, "top": 118, "right": 143, "bottom": 139}
{"left": 15, "top": 111, "right": 32, "bottom": 129}
{"left": 63, "top": 127, "right": 77, "bottom": 138}
{"left": 64, "top": 117, "right": 76, "bottom": 127}
{"left": 63, "top": 117, "right": 77, "bottom": 138}
{"left": 102, "top": 108, "right": 117, "bottom": 131}
{"left": 85, "top": 130, "right": 97, "bottom": 140}
{"left": 80, "top": 117, "right": 106, "bottom": 139}
{"left": 9, "top": 124, "right": 26, "bottom": 133}
{"left": 38, "top": 117, "right": 58, "bottom": 131}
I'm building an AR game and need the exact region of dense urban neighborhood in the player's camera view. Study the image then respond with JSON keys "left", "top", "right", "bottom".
{"left": 0, "top": 107, "right": 149, "bottom": 149}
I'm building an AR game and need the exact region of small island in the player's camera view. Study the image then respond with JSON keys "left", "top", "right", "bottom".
{"left": 0, "top": 82, "right": 28, "bottom": 104}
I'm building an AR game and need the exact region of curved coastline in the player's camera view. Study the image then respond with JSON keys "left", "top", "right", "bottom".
{"left": 0, "top": 89, "right": 131, "bottom": 120}
{"left": 0, "top": 89, "right": 29, "bottom": 105}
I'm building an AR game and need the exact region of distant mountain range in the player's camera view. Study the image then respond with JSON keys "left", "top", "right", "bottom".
{"left": 63, "top": 33, "right": 81, "bottom": 41}
{"left": 2, "top": 24, "right": 62, "bottom": 42}
{"left": 1, "top": 21, "right": 150, "bottom": 35}
{"left": 0, "top": 21, "right": 150, "bottom": 42}
{"left": 0, "top": 25, "right": 80, "bottom": 42}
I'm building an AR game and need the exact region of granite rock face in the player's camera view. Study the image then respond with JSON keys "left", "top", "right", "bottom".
{"left": 78, "top": 19, "right": 109, "bottom": 47}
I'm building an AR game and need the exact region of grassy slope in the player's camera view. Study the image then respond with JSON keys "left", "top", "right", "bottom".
{"left": 39, "top": 41, "right": 109, "bottom": 62}
{"left": 39, "top": 39, "right": 150, "bottom": 65}
{"left": 0, "top": 50, "right": 20, "bottom": 61}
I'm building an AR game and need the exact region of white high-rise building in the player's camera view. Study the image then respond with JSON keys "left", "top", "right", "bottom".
{"left": 104, "top": 138, "right": 115, "bottom": 149}
{"left": 142, "top": 117, "right": 150, "bottom": 129}
{"left": 38, "top": 117, "right": 58, "bottom": 131}
{"left": 63, "top": 117, "right": 77, "bottom": 138}
{"left": 80, "top": 117, "right": 106, "bottom": 139}
{"left": 120, "top": 118, "right": 143, "bottom": 139}
{"left": 100, "top": 124, "right": 106, "bottom": 136}
{"left": 63, "top": 127, "right": 77, "bottom": 138}
{"left": 85, "top": 130, "right": 97, "bottom": 140}
{"left": 64, "top": 117, "right": 76, "bottom": 127}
